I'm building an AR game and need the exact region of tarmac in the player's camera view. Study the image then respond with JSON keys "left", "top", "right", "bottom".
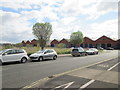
{"left": 22, "top": 57, "right": 119, "bottom": 89}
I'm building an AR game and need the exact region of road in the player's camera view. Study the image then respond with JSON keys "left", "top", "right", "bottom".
{"left": 2, "top": 50, "right": 118, "bottom": 88}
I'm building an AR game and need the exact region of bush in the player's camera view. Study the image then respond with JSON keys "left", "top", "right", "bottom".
{"left": 57, "top": 43, "right": 66, "bottom": 48}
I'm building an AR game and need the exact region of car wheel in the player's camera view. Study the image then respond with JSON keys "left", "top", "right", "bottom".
{"left": 21, "top": 57, "right": 27, "bottom": 63}
{"left": 0, "top": 60, "right": 2, "bottom": 65}
{"left": 53, "top": 55, "right": 57, "bottom": 60}
{"left": 72, "top": 55, "right": 75, "bottom": 57}
{"left": 38, "top": 56, "right": 43, "bottom": 61}
{"left": 85, "top": 53, "right": 88, "bottom": 56}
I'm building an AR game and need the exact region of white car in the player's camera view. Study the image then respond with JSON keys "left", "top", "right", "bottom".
{"left": 0, "top": 49, "right": 29, "bottom": 64}
{"left": 86, "top": 48, "right": 98, "bottom": 55}
{"left": 30, "top": 49, "right": 57, "bottom": 61}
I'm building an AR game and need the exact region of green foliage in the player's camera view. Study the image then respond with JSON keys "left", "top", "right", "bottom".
{"left": 70, "top": 31, "right": 84, "bottom": 47}
{"left": 57, "top": 43, "right": 66, "bottom": 48}
{"left": 15, "top": 43, "right": 23, "bottom": 47}
{"left": 32, "top": 22, "right": 52, "bottom": 50}
{"left": 20, "top": 47, "right": 71, "bottom": 55}
{"left": 4, "top": 45, "right": 14, "bottom": 49}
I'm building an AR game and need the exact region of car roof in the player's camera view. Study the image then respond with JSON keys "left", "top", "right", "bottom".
{"left": 4, "top": 48, "right": 24, "bottom": 51}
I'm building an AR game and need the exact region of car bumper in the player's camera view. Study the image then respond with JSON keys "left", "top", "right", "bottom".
{"left": 30, "top": 57, "right": 39, "bottom": 60}
{"left": 87, "top": 52, "right": 94, "bottom": 55}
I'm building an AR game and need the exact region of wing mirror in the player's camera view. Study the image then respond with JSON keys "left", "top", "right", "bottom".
{"left": 44, "top": 52, "right": 47, "bottom": 54}
{"left": 2, "top": 53, "right": 7, "bottom": 56}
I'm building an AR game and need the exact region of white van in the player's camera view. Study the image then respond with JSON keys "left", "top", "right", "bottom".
{"left": 0, "top": 49, "right": 29, "bottom": 64}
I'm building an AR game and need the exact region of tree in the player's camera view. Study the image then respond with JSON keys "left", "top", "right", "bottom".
{"left": 32, "top": 22, "right": 52, "bottom": 50}
{"left": 70, "top": 31, "right": 83, "bottom": 47}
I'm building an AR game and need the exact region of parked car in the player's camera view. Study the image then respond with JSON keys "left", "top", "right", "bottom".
{"left": 86, "top": 48, "right": 98, "bottom": 55}
{"left": 30, "top": 49, "right": 57, "bottom": 61}
{"left": 71, "top": 47, "right": 88, "bottom": 57}
{"left": 106, "top": 47, "right": 114, "bottom": 50}
{"left": 97, "top": 47, "right": 104, "bottom": 50}
{"left": 0, "top": 49, "right": 29, "bottom": 64}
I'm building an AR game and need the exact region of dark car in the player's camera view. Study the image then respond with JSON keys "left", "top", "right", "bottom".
{"left": 71, "top": 47, "right": 88, "bottom": 57}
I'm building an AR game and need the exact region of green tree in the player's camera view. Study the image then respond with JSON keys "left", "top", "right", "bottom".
{"left": 32, "top": 22, "right": 52, "bottom": 50}
{"left": 70, "top": 31, "right": 83, "bottom": 47}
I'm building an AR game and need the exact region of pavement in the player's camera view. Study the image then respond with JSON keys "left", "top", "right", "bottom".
{"left": 23, "top": 57, "right": 120, "bottom": 89}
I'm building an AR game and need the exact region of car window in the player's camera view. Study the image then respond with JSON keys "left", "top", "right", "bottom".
{"left": 79, "top": 48, "right": 84, "bottom": 51}
{"left": 49, "top": 50, "right": 54, "bottom": 53}
{"left": 44, "top": 50, "right": 50, "bottom": 54}
{"left": 6, "top": 50, "right": 15, "bottom": 55}
{"left": 37, "top": 50, "right": 45, "bottom": 53}
{"left": 72, "top": 49, "right": 78, "bottom": 52}
{"left": 0, "top": 50, "right": 7, "bottom": 55}
{"left": 15, "top": 50, "right": 24, "bottom": 54}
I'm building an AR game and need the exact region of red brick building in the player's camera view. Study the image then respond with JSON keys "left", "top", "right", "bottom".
{"left": 22, "top": 41, "right": 26, "bottom": 46}
{"left": 31, "top": 39, "right": 37, "bottom": 46}
{"left": 59, "top": 39, "right": 70, "bottom": 48}
{"left": 80, "top": 37, "right": 95, "bottom": 48}
{"left": 26, "top": 40, "right": 31, "bottom": 45}
{"left": 50, "top": 35, "right": 120, "bottom": 49}
{"left": 22, "top": 39, "right": 37, "bottom": 47}
{"left": 116, "top": 39, "right": 120, "bottom": 49}
{"left": 51, "top": 39, "right": 59, "bottom": 47}
{"left": 94, "top": 35, "right": 116, "bottom": 49}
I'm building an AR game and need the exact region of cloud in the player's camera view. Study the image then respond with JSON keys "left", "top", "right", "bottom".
{"left": 86, "top": 19, "right": 118, "bottom": 39}
{"left": 0, "top": 0, "right": 118, "bottom": 43}
{"left": 58, "top": 0, "right": 118, "bottom": 19}
{"left": 0, "top": 0, "right": 42, "bottom": 10}
{"left": 0, "top": 10, "right": 34, "bottom": 43}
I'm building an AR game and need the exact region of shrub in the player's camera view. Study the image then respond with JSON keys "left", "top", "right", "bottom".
{"left": 57, "top": 43, "right": 66, "bottom": 48}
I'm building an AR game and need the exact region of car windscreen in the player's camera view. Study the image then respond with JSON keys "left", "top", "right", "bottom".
{"left": 37, "top": 50, "right": 45, "bottom": 53}
{"left": 79, "top": 48, "right": 84, "bottom": 51}
{"left": 72, "top": 49, "right": 78, "bottom": 52}
{"left": 0, "top": 50, "right": 7, "bottom": 54}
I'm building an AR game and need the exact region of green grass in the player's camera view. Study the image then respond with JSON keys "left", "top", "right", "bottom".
{"left": 20, "top": 47, "right": 71, "bottom": 55}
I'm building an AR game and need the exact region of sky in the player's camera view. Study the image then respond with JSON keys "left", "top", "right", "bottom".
{"left": 0, "top": 0, "right": 119, "bottom": 43}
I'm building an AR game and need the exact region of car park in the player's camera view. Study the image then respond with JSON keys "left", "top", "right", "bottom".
{"left": 86, "top": 48, "right": 98, "bottom": 55}
{"left": 71, "top": 47, "right": 88, "bottom": 57}
{"left": 0, "top": 49, "right": 29, "bottom": 64}
{"left": 29, "top": 49, "right": 57, "bottom": 61}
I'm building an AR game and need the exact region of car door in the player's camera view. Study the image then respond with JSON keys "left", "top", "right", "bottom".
{"left": 2, "top": 50, "right": 17, "bottom": 62}
{"left": 49, "top": 50, "right": 54, "bottom": 59}
{"left": 43, "top": 50, "right": 51, "bottom": 59}
{"left": 14, "top": 50, "right": 24, "bottom": 61}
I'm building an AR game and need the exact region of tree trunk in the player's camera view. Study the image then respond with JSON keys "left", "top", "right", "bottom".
{"left": 41, "top": 47, "right": 44, "bottom": 50}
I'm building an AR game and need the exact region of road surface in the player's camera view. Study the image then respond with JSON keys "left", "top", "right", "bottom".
{"left": 2, "top": 50, "right": 118, "bottom": 88}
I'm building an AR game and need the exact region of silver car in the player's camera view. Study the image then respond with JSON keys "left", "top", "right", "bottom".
{"left": 30, "top": 49, "right": 57, "bottom": 61}
{"left": 86, "top": 48, "right": 98, "bottom": 55}
{"left": 0, "top": 49, "right": 29, "bottom": 64}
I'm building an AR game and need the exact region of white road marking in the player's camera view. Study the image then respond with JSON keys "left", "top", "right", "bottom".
{"left": 98, "top": 64, "right": 109, "bottom": 68}
{"left": 107, "top": 62, "right": 120, "bottom": 71}
{"left": 80, "top": 79, "right": 95, "bottom": 89}
{"left": 54, "top": 81, "right": 74, "bottom": 89}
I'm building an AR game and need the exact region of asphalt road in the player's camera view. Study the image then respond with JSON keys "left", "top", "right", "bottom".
{"left": 2, "top": 50, "right": 118, "bottom": 88}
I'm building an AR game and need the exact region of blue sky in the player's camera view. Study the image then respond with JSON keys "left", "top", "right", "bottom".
{"left": 0, "top": 0, "right": 119, "bottom": 43}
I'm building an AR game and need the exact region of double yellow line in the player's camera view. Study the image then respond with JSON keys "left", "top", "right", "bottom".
{"left": 21, "top": 56, "right": 117, "bottom": 90}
